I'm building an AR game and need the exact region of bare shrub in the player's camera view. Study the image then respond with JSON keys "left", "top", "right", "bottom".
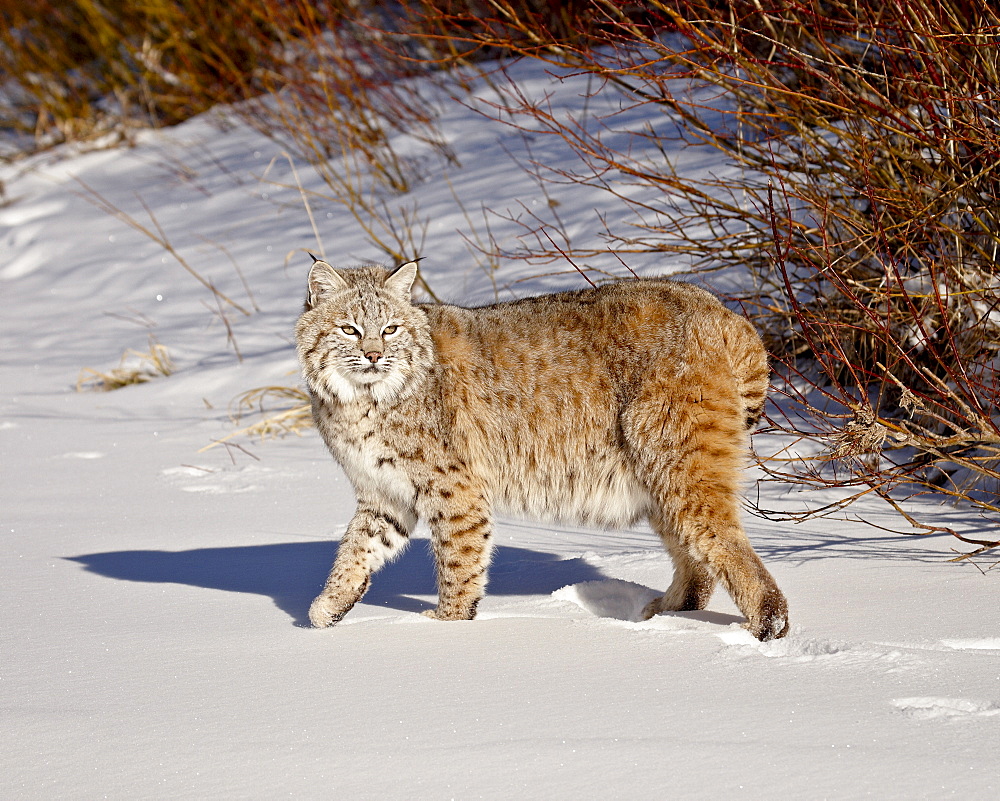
{"left": 222, "top": 2, "right": 459, "bottom": 289}
{"left": 399, "top": 0, "right": 1000, "bottom": 556}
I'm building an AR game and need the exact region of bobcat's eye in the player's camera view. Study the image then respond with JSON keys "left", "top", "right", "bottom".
{"left": 340, "top": 325, "right": 359, "bottom": 337}
{"left": 382, "top": 325, "right": 398, "bottom": 336}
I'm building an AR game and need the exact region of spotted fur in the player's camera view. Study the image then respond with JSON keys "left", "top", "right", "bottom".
{"left": 296, "top": 261, "right": 788, "bottom": 640}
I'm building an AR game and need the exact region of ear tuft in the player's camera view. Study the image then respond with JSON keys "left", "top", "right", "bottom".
{"left": 384, "top": 260, "right": 419, "bottom": 300}
{"left": 306, "top": 260, "right": 349, "bottom": 308}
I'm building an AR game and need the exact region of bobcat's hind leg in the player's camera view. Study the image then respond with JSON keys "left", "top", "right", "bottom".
{"left": 642, "top": 513, "right": 717, "bottom": 619}
{"left": 625, "top": 370, "right": 788, "bottom": 641}
{"left": 309, "top": 502, "right": 414, "bottom": 628}
{"left": 421, "top": 484, "right": 494, "bottom": 621}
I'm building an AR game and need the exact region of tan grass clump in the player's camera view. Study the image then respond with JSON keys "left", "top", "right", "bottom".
{"left": 201, "top": 385, "right": 312, "bottom": 452}
{"left": 76, "top": 340, "right": 173, "bottom": 392}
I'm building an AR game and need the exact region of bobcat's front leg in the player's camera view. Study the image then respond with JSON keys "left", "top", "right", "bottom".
{"left": 422, "top": 487, "right": 494, "bottom": 621}
{"left": 309, "top": 502, "right": 413, "bottom": 628}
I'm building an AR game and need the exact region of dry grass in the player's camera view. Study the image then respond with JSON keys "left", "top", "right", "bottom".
{"left": 201, "top": 385, "right": 312, "bottom": 452}
{"left": 76, "top": 339, "right": 173, "bottom": 392}
{"left": 1, "top": 0, "right": 289, "bottom": 150}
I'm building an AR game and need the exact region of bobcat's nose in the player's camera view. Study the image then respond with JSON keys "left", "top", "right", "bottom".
{"left": 361, "top": 336, "right": 383, "bottom": 364}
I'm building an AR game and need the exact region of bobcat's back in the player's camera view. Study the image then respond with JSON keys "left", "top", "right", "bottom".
{"left": 418, "top": 279, "right": 768, "bottom": 525}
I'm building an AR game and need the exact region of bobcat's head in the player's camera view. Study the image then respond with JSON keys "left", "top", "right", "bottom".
{"left": 296, "top": 260, "right": 433, "bottom": 404}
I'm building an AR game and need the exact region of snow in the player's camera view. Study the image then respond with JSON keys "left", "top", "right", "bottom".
{"left": 2, "top": 60, "right": 998, "bottom": 800}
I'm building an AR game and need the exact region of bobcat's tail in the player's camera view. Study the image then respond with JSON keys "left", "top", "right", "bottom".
{"left": 728, "top": 317, "right": 771, "bottom": 430}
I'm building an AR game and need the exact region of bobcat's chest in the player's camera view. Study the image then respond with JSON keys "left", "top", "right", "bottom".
{"left": 317, "top": 403, "right": 417, "bottom": 506}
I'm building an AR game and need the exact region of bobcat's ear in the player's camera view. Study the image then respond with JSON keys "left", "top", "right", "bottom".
{"left": 307, "top": 260, "right": 349, "bottom": 308}
{"left": 384, "top": 260, "right": 419, "bottom": 300}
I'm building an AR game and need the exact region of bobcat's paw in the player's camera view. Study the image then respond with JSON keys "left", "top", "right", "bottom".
{"left": 744, "top": 613, "right": 789, "bottom": 642}
{"left": 308, "top": 577, "right": 369, "bottom": 628}
{"left": 641, "top": 594, "right": 699, "bottom": 620}
{"left": 743, "top": 591, "right": 789, "bottom": 641}
{"left": 308, "top": 594, "right": 351, "bottom": 628}
{"left": 421, "top": 602, "right": 478, "bottom": 621}
{"left": 641, "top": 597, "right": 663, "bottom": 621}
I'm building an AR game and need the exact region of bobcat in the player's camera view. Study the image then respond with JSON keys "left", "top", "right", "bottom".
{"left": 296, "top": 260, "right": 789, "bottom": 641}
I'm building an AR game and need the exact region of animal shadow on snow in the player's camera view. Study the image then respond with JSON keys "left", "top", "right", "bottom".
{"left": 66, "top": 541, "right": 611, "bottom": 626}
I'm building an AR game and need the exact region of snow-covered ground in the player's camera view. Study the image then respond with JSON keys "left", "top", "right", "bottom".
{"left": 2, "top": 61, "right": 997, "bottom": 799}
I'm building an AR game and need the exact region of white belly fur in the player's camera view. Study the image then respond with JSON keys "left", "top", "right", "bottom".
{"left": 495, "top": 463, "right": 653, "bottom": 528}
